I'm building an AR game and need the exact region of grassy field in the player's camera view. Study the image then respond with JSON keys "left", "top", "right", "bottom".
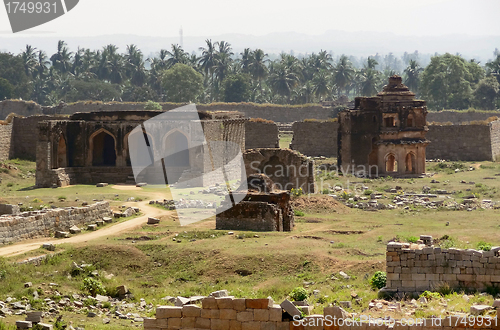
{"left": 1, "top": 159, "right": 500, "bottom": 328}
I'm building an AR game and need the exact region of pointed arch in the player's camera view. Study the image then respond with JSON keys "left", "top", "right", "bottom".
{"left": 162, "top": 129, "right": 190, "bottom": 167}
{"left": 89, "top": 128, "right": 117, "bottom": 166}
{"left": 405, "top": 152, "right": 416, "bottom": 173}
{"left": 53, "top": 133, "right": 67, "bottom": 169}
{"left": 385, "top": 153, "right": 398, "bottom": 173}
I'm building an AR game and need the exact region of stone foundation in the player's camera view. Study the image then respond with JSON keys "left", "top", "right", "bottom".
{"left": 382, "top": 235, "right": 500, "bottom": 296}
{"left": 144, "top": 298, "right": 500, "bottom": 330}
{"left": 245, "top": 121, "right": 279, "bottom": 149}
{"left": 0, "top": 204, "right": 20, "bottom": 215}
{"left": 0, "top": 202, "right": 112, "bottom": 244}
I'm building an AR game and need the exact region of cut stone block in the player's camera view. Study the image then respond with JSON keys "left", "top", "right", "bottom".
{"left": 280, "top": 299, "right": 301, "bottom": 318}
{"left": 147, "top": 217, "right": 160, "bottom": 225}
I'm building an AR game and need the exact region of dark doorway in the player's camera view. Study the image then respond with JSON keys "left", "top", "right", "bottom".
{"left": 92, "top": 131, "right": 116, "bottom": 166}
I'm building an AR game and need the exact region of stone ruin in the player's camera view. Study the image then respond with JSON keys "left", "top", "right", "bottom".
{"left": 216, "top": 174, "right": 294, "bottom": 232}
{"left": 338, "top": 75, "right": 429, "bottom": 177}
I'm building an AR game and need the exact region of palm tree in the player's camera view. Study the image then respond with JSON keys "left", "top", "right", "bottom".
{"left": 50, "top": 40, "right": 73, "bottom": 74}
{"left": 404, "top": 60, "right": 423, "bottom": 94}
{"left": 361, "top": 69, "right": 381, "bottom": 96}
{"left": 125, "top": 44, "right": 146, "bottom": 86}
{"left": 166, "top": 44, "right": 189, "bottom": 68}
{"left": 21, "top": 45, "right": 37, "bottom": 78}
{"left": 312, "top": 69, "right": 331, "bottom": 101}
{"left": 365, "top": 57, "right": 378, "bottom": 70}
{"left": 249, "top": 49, "right": 268, "bottom": 86}
{"left": 268, "top": 62, "right": 300, "bottom": 103}
{"left": 34, "top": 50, "right": 50, "bottom": 79}
{"left": 240, "top": 48, "right": 252, "bottom": 74}
{"left": 334, "top": 55, "right": 354, "bottom": 97}
{"left": 198, "top": 39, "right": 218, "bottom": 101}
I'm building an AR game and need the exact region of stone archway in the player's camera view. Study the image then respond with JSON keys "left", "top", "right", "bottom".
{"left": 91, "top": 129, "right": 117, "bottom": 166}
{"left": 163, "top": 130, "right": 190, "bottom": 167}
{"left": 385, "top": 153, "right": 397, "bottom": 173}
{"left": 124, "top": 130, "right": 155, "bottom": 167}
{"left": 54, "top": 134, "right": 67, "bottom": 169}
{"left": 405, "top": 152, "right": 416, "bottom": 174}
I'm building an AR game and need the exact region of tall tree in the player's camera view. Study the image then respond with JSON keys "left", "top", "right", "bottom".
{"left": 334, "top": 55, "right": 354, "bottom": 97}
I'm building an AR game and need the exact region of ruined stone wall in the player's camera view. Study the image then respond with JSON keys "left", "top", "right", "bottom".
{"left": 0, "top": 100, "right": 42, "bottom": 119}
{"left": 290, "top": 121, "right": 338, "bottom": 157}
{"left": 144, "top": 298, "right": 498, "bottom": 330}
{"left": 47, "top": 102, "right": 333, "bottom": 123}
{"left": 245, "top": 121, "right": 279, "bottom": 149}
{"left": 427, "top": 110, "right": 500, "bottom": 124}
{"left": 426, "top": 125, "right": 493, "bottom": 161}
{"left": 12, "top": 116, "right": 58, "bottom": 160}
{"left": 489, "top": 120, "right": 500, "bottom": 161}
{"left": 0, "top": 202, "right": 112, "bottom": 244}
{"left": 0, "top": 124, "right": 12, "bottom": 161}
{"left": 384, "top": 241, "right": 500, "bottom": 295}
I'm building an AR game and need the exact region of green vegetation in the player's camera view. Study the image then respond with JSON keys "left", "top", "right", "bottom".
{"left": 289, "top": 287, "right": 308, "bottom": 301}
{"left": 1, "top": 41, "right": 499, "bottom": 108}
{"left": 370, "top": 271, "right": 386, "bottom": 290}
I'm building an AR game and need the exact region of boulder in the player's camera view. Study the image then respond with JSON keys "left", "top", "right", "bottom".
{"left": 96, "top": 183, "right": 108, "bottom": 187}
{"left": 147, "top": 217, "right": 160, "bottom": 225}
{"left": 69, "top": 225, "right": 81, "bottom": 234}
{"left": 54, "top": 231, "right": 69, "bottom": 238}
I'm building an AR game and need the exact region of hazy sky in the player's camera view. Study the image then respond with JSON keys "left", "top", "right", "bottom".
{"left": 1, "top": 0, "right": 500, "bottom": 38}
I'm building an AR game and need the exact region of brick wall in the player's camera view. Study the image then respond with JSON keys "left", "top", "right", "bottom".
{"left": 427, "top": 110, "right": 500, "bottom": 124}
{"left": 426, "top": 124, "right": 493, "bottom": 161}
{"left": 144, "top": 298, "right": 498, "bottom": 330}
{"left": 290, "top": 121, "right": 338, "bottom": 157}
{"left": 0, "top": 124, "right": 12, "bottom": 161}
{"left": 0, "top": 202, "right": 112, "bottom": 244}
{"left": 384, "top": 238, "right": 500, "bottom": 296}
{"left": 11, "top": 116, "right": 57, "bottom": 160}
{"left": 245, "top": 122, "right": 279, "bottom": 149}
{"left": 0, "top": 100, "right": 42, "bottom": 119}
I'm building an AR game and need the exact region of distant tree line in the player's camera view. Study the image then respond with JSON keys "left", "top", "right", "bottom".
{"left": 0, "top": 40, "right": 499, "bottom": 110}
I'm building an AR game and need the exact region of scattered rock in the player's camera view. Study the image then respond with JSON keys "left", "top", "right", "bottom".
{"left": 69, "top": 225, "right": 81, "bottom": 234}
{"left": 147, "top": 217, "right": 160, "bottom": 225}
{"left": 96, "top": 183, "right": 108, "bottom": 187}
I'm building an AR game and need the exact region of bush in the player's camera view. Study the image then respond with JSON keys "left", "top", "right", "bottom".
{"left": 291, "top": 188, "right": 303, "bottom": 197}
{"left": 290, "top": 287, "right": 308, "bottom": 301}
{"left": 477, "top": 241, "right": 492, "bottom": 251}
{"left": 370, "top": 271, "right": 387, "bottom": 290}
{"left": 322, "top": 188, "right": 330, "bottom": 195}
{"left": 406, "top": 236, "right": 419, "bottom": 243}
{"left": 81, "top": 277, "right": 106, "bottom": 297}
{"left": 419, "top": 291, "right": 441, "bottom": 300}
{"left": 363, "top": 189, "right": 373, "bottom": 196}
{"left": 144, "top": 100, "right": 162, "bottom": 110}
{"left": 294, "top": 210, "right": 305, "bottom": 217}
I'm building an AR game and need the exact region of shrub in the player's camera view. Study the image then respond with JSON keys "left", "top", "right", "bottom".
{"left": 419, "top": 291, "right": 441, "bottom": 300}
{"left": 476, "top": 241, "right": 492, "bottom": 251}
{"left": 370, "top": 271, "right": 387, "bottom": 290}
{"left": 291, "top": 188, "right": 303, "bottom": 197}
{"left": 144, "top": 100, "right": 162, "bottom": 110}
{"left": 363, "top": 189, "right": 373, "bottom": 196}
{"left": 6, "top": 183, "right": 13, "bottom": 187}
{"left": 294, "top": 210, "right": 305, "bottom": 217}
{"left": 322, "top": 188, "right": 330, "bottom": 195}
{"left": 31, "top": 198, "right": 43, "bottom": 203}
{"left": 406, "top": 236, "right": 419, "bottom": 243}
{"left": 81, "top": 277, "right": 106, "bottom": 297}
{"left": 290, "top": 287, "right": 308, "bottom": 301}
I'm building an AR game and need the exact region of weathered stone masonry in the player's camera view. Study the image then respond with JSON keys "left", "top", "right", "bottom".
{"left": 290, "top": 121, "right": 338, "bottom": 157}
{"left": 245, "top": 121, "right": 279, "bottom": 150}
{"left": 144, "top": 297, "right": 500, "bottom": 330}
{"left": 0, "top": 201, "right": 111, "bottom": 244}
{"left": 383, "top": 237, "right": 500, "bottom": 296}
{"left": 0, "top": 124, "right": 12, "bottom": 161}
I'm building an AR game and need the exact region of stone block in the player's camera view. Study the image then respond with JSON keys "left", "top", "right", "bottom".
{"left": 201, "top": 309, "right": 211, "bottom": 319}
{"left": 233, "top": 298, "right": 247, "bottom": 311}
{"left": 143, "top": 318, "right": 159, "bottom": 330}
{"left": 16, "top": 321, "right": 32, "bottom": 329}
{"left": 212, "top": 318, "right": 230, "bottom": 330}
{"left": 87, "top": 224, "right": 97, "bottom": 231}
{"left": 277, "top": 322, "right": 289, "bottom": 330}
{"left": 247, "top": 298, "right": 272, "bottom": 309}
{"left": 237, "top": 311, "right": 254, "bottom": 322}
{"left": 182, "top": 304, "right": 201, "bottom": 317}
{"left": 96, "top": 183, "right": 108, "bottom": 187}
{"left": 230, "top": 320, "right": 242, "bottom": 330}
{"left": 69, "top": 225, "right": 81, "bottom": 234}
{"left": 220, "top": 309, "right": 237, "bottom": 320}
{"left": 280, "top": 299, "right": 301, "bottom": 318}
{"left": 211, "top": 309, "right": 221, "bottom": 319}
{"left": 167, "top": 317, "right": 181, "bottom": 329}
{"left": 217, "top": 297, "right": 235, "bottom": 309}
{"left": 202, "top": 296, "right": 218, "bottom": 309}
{"left": 242, "top": 321, "right": 261, "bottom": 330}
{"left": 37, "top": 323, "right": 53, "bottom": 330}
{"left": 269, "top": 307, "right": 283, "bottom": 322}
{"left": 254, "top": 309, "right": 270, "bottom": 321}
{"left": 261, "top": 322, "right": 277, "bottom": 330}
{"left": 196, "top": 317, "right": 211, "bottom": 329}
{"left": 156, "top": 306, "right": 182, "bottom": 319}
{"left": 103, "top": 217, "right": 113, "bottom": 223}
{"left": 181, "top": 316, "right": 196, "bottom": 328}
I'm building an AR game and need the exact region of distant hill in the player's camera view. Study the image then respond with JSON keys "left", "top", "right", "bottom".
{"left": 1, "top": 30, "right": 499, "bottom": 62}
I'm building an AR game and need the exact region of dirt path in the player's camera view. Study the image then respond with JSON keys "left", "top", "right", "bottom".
{"left": 0, "top": 189, "right": 171, "bottom": 258}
